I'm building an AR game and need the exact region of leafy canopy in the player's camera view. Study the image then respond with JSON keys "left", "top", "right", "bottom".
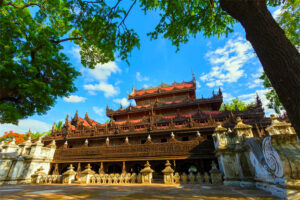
{"left": 0, "top": 0, "right": 295, "bottom": 124}
{"left": 220, "top": 98, "right": 254, "bottom": 111}
{"left": 0, "top": 0, "right": 139, "bottom": 124}
{"left": 0, "top": 130, "right": 26, "bottom": 144}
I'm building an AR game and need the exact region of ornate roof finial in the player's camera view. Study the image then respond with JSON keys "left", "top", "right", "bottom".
{"left": 131, "top": 81, "right": 135, "bottom": 95}
{"left": 75, "top": 110, "right": 78, "bottom": 117}
{"left": 171, "top": 132, "right": 175, "bottom": 139}
{"left": 65, "top": 114, "right": 69, "bottom": 125}
{"left": 192, "top": 67, "right": 196, "bottom": 84}
{"left": 52, "top": 123, "right": 56, "bottom": 132}
{"left": 11, "top": 137, "right": 16, "bottom": 145}
{"left": 85, "top": 112, "right": 89, "bottom": 120}
{"left": 212, "top": 89, "right": 215, "bottom": 96}
{"left": 218, "top": 87, "right": 222, "bottom": 96}
{"left": 125, "top": 136, "right": 129, "bottom": 144}
{"left": 256, "top": 93, "right": 262, "bottom": 106}
{"left": 106, "top": 137, "right": 110, "bottom": 146}
{"left": 26, "top": 134, "right": 32, "bottom": 142}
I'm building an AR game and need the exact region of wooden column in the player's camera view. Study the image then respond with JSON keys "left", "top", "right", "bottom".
{"left": 99, "top": 162, "right": 104, "bottom": 174}
{"left": 122, "top": 161, "right": 126, "bottom": 174}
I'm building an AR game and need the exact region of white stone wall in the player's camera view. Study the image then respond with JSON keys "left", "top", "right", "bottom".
{"left": 0, "top": 139, "right": 56, "bottom": 185}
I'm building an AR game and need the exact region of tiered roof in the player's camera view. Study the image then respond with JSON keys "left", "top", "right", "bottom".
{"left": 106, "top": 93, "right": 223, "bottom": 117}
{"left": 59, "top": 111, "right": 100, "bottom": 132}
{"left": 128, "top": 80, "right": 196, "bottom": 100}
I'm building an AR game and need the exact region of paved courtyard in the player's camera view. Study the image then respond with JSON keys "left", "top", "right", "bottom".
{"left": 0, "top": 184, "right": 278, "bottom": 200}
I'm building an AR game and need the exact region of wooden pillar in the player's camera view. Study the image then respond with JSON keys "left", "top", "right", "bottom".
{"left": 76, "top": 163, "right": 81, "bottom": 180}
{"left": 173, "top": 160, "right": 176, "bottom": 172}
{"left": 52, "top": 163, "right": 59, "bottom": 175}
{"left": 122, "top": 161, "right": 126, "bottom": 174}
{"left": 99, "top": 162, "right": 104, "bottom": 174}
{"left": 200, "top": 159, "right": 205, "bottom": 174}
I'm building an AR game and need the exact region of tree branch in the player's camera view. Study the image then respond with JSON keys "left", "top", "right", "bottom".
{"left": 118, "top": 0, "right": 136, "bottom": 28}
{"left": 4, "top": 2, "right": 40, "bottom": 9}
{"left": 51, "top": 37, "right": 82, "bottom": 44}
{"left": 108, "top": 0, "right": 122, "bottom": 19}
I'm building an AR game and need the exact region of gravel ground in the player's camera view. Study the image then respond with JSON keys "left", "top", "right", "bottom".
{"left": 0, "top": 184, "right": 278, "bottom": 200}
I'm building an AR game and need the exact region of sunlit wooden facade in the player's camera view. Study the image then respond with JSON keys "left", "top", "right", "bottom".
{"left": 43, "top": 75, "right": 270, "bottom": 181}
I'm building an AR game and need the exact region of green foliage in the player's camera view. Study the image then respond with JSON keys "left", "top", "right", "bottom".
{"left": 259, "top": 0, "right": 299, "bottom": 114}
{"left": 139, "top": 0, "right": 236, "bottom": 50}
{"left": 0, "top": 0, "right": 296, "bottom": 124}
{"left": 220, "top": 98, "right": 254, "bottom": 111}
{"left": 260, "top": 73, "right": 284, "bottom": 114}
{"left": 53, "top": 120, "right": 63, "bottom": 131}
{"left": 276, "top": 0, "right": 300, "bottom": 48}
{"left": 0, "top": 0, "right": 140, "bottom": 124}
{"left": 29, "top": 131, "right": 50, "bottom": 139}
{"left": 29, "top": 120, "right": 63, "bottom": 139}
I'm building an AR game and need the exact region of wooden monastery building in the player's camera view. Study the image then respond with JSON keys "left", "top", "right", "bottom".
{"left": 43, "top": 75, "right": 270, "bottom": 182}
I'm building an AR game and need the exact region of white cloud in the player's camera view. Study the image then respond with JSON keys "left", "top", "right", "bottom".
{"left": 0, "top": 119, "right": 52, "bottom": 135}
{"left": 63, "top": 95, "right": 87, "bottom": 103}
{"left": 223, "top": 92, "right": 234, "bottom": 103}
{"left": 136, "top": 72, "right": 149, "bottom": 82}
{"left": 196, "top": 81, "right": 201, "bottom": 88}
{"left": 83, "top": 61, "right": 121, "bottom": 98}
{"left": 238, "top": 89, "right": 276, "bottom": 116}
{"left": 84, "top": 82, "right": 119, "bottom": 97}
{"left": 86, "top": 62, "right": 121, "bottom": 82}
{"left": 201, "top": 37, "right": 255, "bottom": 87}
{"left": 143, "top": 84, "right": 150, "bottom": 89}
{"left": 69, "top": 46, "right": 81, "bottom": 61}
{"left": 113, "top": 98, "right": 130, "bottom": 107}
{"left": 93, "top": 106, "right": 105, "bottom": 116}
{"left": 272, "top": 8, "right": 282, "bottom": 19}
{"left": 247, "top": 67, "right": 264, "bottom": 89}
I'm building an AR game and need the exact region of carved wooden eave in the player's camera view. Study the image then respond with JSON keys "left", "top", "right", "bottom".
{"left": 128, "top": 80, "right": 196, "bottom": 100}
{"left": 106, "top": 95, "right": 223, "bottom": 117}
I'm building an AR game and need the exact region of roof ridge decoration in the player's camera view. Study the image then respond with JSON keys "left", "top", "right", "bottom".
{"left": 128, "top": 78, "right": 196, "bottom": 99}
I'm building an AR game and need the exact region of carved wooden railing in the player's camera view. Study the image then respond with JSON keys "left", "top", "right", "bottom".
{"left": 53, "top": 139, "right": 214, "bottom": 162}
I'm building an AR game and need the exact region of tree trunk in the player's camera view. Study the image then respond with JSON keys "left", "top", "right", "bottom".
{"left": 220, "top": 0, "right": 300, "bottom": 137}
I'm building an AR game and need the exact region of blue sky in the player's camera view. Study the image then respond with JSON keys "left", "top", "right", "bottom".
{"left": 0, "top": 4, "right": 281, "bottom": 134}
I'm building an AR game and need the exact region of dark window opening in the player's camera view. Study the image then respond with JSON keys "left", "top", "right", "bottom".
{"left": 161, "top": 138, "right": 167, "bottom": 143}
{"left": 182, "top": 136, "right": 189, "bottom": 141}
{"left": 141, "top": 139, "right": 146, "bottom": 144}
{"left": 207, "top": 135, "right": 213, "bottom": 141}
{"left": 69, "top": 145, "right": 73, "bottom": 148}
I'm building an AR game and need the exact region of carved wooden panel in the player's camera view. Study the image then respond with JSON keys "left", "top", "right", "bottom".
{"left": 53, "top": 140, "right": 214, "bottom": 162}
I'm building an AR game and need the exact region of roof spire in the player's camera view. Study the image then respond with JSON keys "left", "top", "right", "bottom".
{"left": 85, "top": 112, "right": 89, "bottom": 120}
{"left": 65, "top": 114, "right": 69, "bottom": 125}
{"left": 191, "top": 66, "right": 196, "bottom": 84}
{"left": 52, "top": 123, "right": 56, "bottom": 132}
{"left": 218, "top": 87, "right": 222, "bottom": 96}
{"left": 256, "top": 93, "right": 262, "bottom": 107}
{"left": 131, "top": 81, "right": 135, "bottom": 95}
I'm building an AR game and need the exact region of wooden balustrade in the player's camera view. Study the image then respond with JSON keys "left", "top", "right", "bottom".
{"left": 53, "top": 139, "right": 214, "bottom": 162}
